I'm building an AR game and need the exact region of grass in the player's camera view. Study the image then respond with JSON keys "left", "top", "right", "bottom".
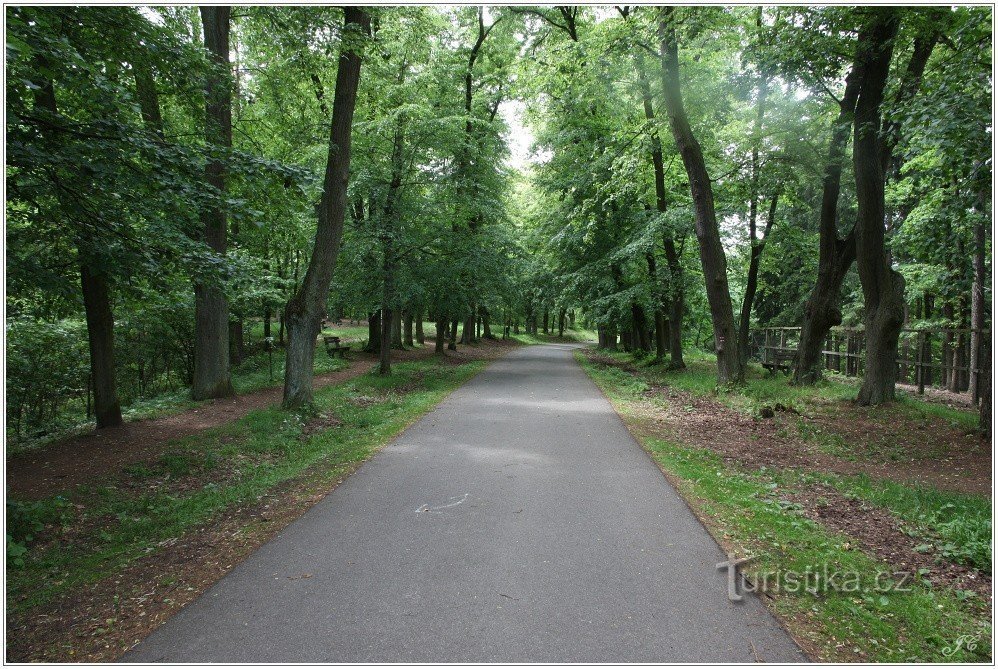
{"left": 7, "top": 355, "right": 489, "bottom": 616}
{"left": 578, "top": 351, "right": 992, "bottom": 662}
{"left": 820, "top": 474, "right": 992, "bottom": 572}
{"left": 510, "top": 326, "right": 597, "bottom": 345}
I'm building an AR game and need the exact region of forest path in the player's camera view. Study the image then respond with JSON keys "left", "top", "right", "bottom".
{"left": 8, "top": 346, "right": 436, "bottom": 500}
{"left": 125, "top": 344, "right": 805, "bottom": 662}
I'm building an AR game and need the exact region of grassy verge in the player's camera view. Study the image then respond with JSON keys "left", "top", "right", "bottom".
{"left": 577, "top": 351, "right": 991, "bottom": 662}
{"left": 511, "top": 327, "right": 597, "bottom": 345}
{"left": 7, "top": 355, "right": 489, "bottom": 616}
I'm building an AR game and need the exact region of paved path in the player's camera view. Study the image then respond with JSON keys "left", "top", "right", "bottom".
{"left": 126, "top": 344, "right": 806, "bottom": 662}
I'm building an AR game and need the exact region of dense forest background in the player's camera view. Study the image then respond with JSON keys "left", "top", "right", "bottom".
{"left": 5, "top": 5, "right": 992, "bottom": 445}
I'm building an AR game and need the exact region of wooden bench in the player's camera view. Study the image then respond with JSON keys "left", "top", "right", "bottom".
{"left": 761, "top": 349, "right": 795, "bottom": 375}
{"left": 323, "top": 335, "right": 350, "bottom": 359}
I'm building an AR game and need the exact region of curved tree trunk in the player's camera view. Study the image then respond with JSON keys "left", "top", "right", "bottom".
{"left": 793, "top": 66, "right": 861, "bottom": 385}
{"left": 738, "top": 51, "right": 773, "bottom": 363}
{"left": 853, "top": 9, "right": 903, "bottom": 406}
{"left": 283, "top": 7, "right": 369, "bottom": 409}
{"left": 739, "top": 194, "right": 778, "bottom": 362}
{"left": 796, "top": 17, "right": 938, "bottom": 386}
{"left": 658, "top": 8, "right": 741, "bottom": 383}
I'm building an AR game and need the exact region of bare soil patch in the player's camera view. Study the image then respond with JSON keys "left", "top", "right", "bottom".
{"left": 781, "top": 484, "right": 991, "bottom": 601}
{"left": 592, "top": 354, "right": 989, "bottom": 497}
{"left": 8, "top": 346, "right": 435, "bottom": 501}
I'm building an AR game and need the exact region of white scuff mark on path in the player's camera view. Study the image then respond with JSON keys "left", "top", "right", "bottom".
{"left": 416, "top": 494, "right": 469, "bottom": 514}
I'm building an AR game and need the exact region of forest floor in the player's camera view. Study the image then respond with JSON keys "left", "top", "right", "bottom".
{"left": 8, "top": 346, "right": 434, "bottom": 500}
{"left": 579, "top": 349, "right": 991, "bottom": 662}
{"left": 6, "top": 336, "right": 517, "bottom": 662}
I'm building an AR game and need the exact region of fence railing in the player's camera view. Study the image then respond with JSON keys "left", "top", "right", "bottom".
{"left": 749, "top": 326, "right": 991, "bottom": 402}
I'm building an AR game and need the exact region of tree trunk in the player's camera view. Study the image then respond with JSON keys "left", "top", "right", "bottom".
{"left": 663, "top": 237, "right": 685, "bottom": 368}
{"left": 796, "top": 18, "right": 937, "bottom": 386}
{"left": 379, "top": 307, "right": 392, "bottom": 375}
{"left": 659, "top": 8, "right": 742, "bottom": 383}
{"left": 738, "top": 48, "right": 772, "bottom": 363}
{"left": 482, "top": 306, "right": 495, "bottom": 339}
{"left": 853, "top": 9, "right": 903, "bottom": 406}
{"left": 263, "top": 309, "right": 272, "bottom": 340}
{"left": 193, "top": 7, "right": 234, "bottom": 400}
{"left": 435, "top": 318, "right": 447, "bottom": 353}
{"left": 794, "top": 65, "right": 862, "bottom": 385}
{"left": 365, "top": 311, "right": 381, "bottom": 353}
{"left": 392, "top": 310, "right": 403, "bottom": 350}
{"left": 33, "top": 59, "right": 124, "bottom": 427}
{"left": 404, "top": 311, "right": 414, "bottom": 348}
{"left": 448, "top": 318, "right": 459, "bottom": 350}
{"left": 80, "top": 264, "right": 123, "bottom": 428}
{"left": 634, "top": 48, "right": 683, "bottom": 366}
{"left": 739, "top": 194, "right": 778, "bottom": 362}
{"left": 970, "top": 205, "right": 988, "bottom": 403}
{"left": 558, "top": 307, "right": 566, "bottom": 338}
{"left": 543, "top": 308, "right": 549, "bottom": 335}
{"left": 979, "top": 340, "right": 991, "bottom": 438}
{"left": 415, "top": 308, "right": 425, "bottom": 344}
{"left": 282, "top": 7, "right": 369, "bottom": 409}
{"left": 461, "top": 308, "right": 475, "bottom": 345}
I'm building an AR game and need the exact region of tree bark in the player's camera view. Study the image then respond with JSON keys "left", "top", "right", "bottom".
{"left": 365, "top": 310, "right": 381, "bottom": 353}
{"left": 81, "top": 264, "right": 123, "bottom": 428}
{"left": 282, "top": 7, "right": 369, "bottom": 408}
{"left": 391, "top": 310, "right": 403, "bottom": 349}
{"left": 853, "top": 9, "right": 903, "bottom": 406}
{"left": 979, "top": 340, "right": 991, "bottom": 438}
{"left": 634, "top": 26, "right": 684, "bottom": 367}
{"left": 738, "top": 50, "right": 772, "bottom": 363}
{"left": 658, "top": 8, "right": 742, "bottom": 383}
{"left": 448, "top": 318, "right": 459, "bottom": 350}
{"left": 482, "top": 306, "right": 495, "bottom": 339}
{"left": 404, "top": 310, "right": 414, "bottom": 347}
{"left": 739, "top": 193, "right": 778, "bottom": 362}
{"left": 415, "top": 308, "right": 425, "bottom": 344}
{"left": 461, "top": 308, "right": 475, "bottom": 344}
{"left": 435, "top": 318, "right": 447, "bottom": 353}
{"left": 795, "top": 17, "right": 937, "bottom": 385}
{"left": 379, "top": 307, "right": 392, "bottom": 375}
{"left": 793, "top": 66, "right": 862, "bottom": 385}
{"left": 33, "top": 60, "right": 124, "bottom": 428}
{"left": 193, "top": 6, "right": 235, "bottom": 400}
{"left": 969, "top": 189, "right": 988, "bottom": 403}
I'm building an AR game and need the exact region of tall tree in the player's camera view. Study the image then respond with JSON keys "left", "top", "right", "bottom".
{"left": 738, "top": 13, "right": 775, "bottom": 362}
{"left": 853, "top": 8, "right": 903, "bottom": 405}
{"left": 658, "top": 8, "right": 743, "bottom": 384}
{"left": 632, "top": 39, "right": 685, "bottom": 368}
{"left": 32, "top": 70, "right": 123, "bottom": 428}
{"left": 794, "top": 10, "right": 940, "bottom": 384}
{"left": 192, "top": 6, "right": 235, "bottom": 400}
{"left": 282, "top": 7, "right": 370, "bottom": 409}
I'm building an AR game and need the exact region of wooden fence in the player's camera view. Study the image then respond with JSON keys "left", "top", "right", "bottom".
{"left": 749, "top": 326, "right": 991, "bottom": 402}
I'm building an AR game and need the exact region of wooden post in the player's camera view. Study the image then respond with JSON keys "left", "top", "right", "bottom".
{"left": 834, "top": 333, "right": 842, "bottom": 373}
{"left": 916, "top": 331, "right": 926, "bottom": 394}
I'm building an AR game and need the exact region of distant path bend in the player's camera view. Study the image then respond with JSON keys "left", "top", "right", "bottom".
{"left": 125, "top": 344, "right": 806, "bottom": 663}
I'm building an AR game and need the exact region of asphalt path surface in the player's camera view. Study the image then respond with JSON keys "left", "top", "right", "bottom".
{"left": 125, "top": 344, "right": 806, "bottom": 662}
